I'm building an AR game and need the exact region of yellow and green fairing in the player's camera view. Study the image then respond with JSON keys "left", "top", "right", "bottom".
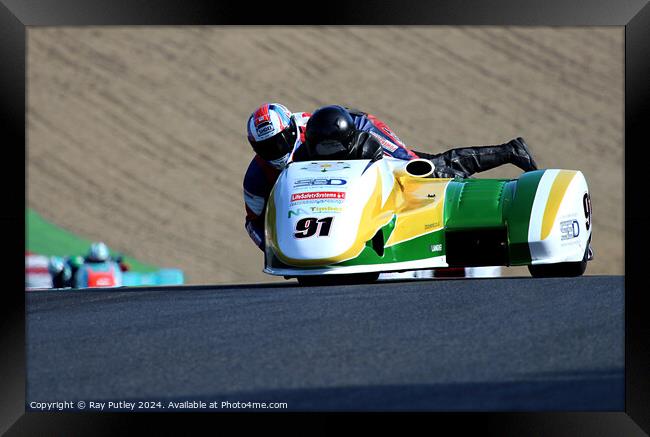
{"left": 265, "top": 163, "right": 559, "bottom": 271}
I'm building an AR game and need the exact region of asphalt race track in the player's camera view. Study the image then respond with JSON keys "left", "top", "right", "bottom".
{"left": 26, "top": 276, "right": 623, "bottom": 411}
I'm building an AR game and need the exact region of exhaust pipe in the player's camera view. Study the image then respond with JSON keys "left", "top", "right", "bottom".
{"left": 405, "top": 159, "right": 435, "bottom": 178}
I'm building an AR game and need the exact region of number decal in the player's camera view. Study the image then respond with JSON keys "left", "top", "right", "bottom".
{"left": 318, "top": 216, "right": 333, "bottom": 236}
{"left": 583, "top": 193, "right": 592, "bottom": 231}
{"left": 294, "top": 218, "right": 317, "bottom": 238}
{"left": 294, "top": 217, "right": 334, "bottom": 238}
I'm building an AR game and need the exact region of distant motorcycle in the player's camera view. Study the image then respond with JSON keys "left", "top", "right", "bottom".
{"left": 42, "top": 254, "right": 184, "bottom": 290}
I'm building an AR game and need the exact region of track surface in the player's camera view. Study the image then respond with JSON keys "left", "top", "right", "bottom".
{"left": 26, "top": 276, "right": 623, "bottom": 411}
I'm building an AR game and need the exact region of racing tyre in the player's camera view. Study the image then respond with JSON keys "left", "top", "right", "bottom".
{"left": 527, "top": 241, "right": 589, "bottom": 278}
{"left": 297, "top": 272, "right": 380, "bottom": 286}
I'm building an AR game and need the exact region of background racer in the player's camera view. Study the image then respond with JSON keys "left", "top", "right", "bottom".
{"left": 47, "top": 242, "right": 130, "bottom": 288}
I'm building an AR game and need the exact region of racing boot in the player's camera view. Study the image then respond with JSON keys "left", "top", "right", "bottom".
{"left": 415, "top": 137, "right": 538, "bottom": 178}
{"left": 507, "top": 137, "right": 538, "bottom": 172}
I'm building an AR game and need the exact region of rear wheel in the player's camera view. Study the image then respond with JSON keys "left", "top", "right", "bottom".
{"left": 297, "top": 272, "right": 380, "bottom": 286}
{"left": 527, "top": 241, "right": 590, "bottom": 278}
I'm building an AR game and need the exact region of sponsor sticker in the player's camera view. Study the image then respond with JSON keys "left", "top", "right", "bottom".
{"left": 290, "top": 198, "right": 345, "bottom": 206}
{"left": 293, "top": 178, "right": 347, "bottom": 188}
{"left": 369, "top": 132, "right": 398, "bottom": 152}
{"left": 291, "top": 191, "right": 346, "bottom": 201}
{"left": 288, "top": 208, "right": 310, "bottom": 218}
{"left": 310, "top": 206, "right": 343, "bottom": 214}
{"left": 256, "top": 124, "right": 275, "bottom": 138}
{"left": 300, "top": 162, "right": 351, "bottom": 173}
{"left": 287, "top": 206, "right": 344, "bottom": 217}
{"left": 560, "top": 219, "right": 580, "bottom": 240}
{"left": 382, "top": 126, "right": 404, "bottom": 145}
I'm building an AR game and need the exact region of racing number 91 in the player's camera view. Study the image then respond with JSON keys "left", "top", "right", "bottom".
{"left": 583, "top": 192, "right": 592, "bottom": 231}
{"left": 294, "top": 217, "right": 333, "bottom": 238}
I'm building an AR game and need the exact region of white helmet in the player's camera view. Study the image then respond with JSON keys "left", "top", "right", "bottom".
{"left": 246, "top": 103, "right": 298, "bottom": 169}
{"left": 87, "top": 242, "right": 110, "bottom": 262}
{"left": 48, "top": 256, "right": 66, "bottom": 274}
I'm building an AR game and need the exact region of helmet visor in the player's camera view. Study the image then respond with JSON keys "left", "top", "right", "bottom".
{"left": 250, "top": 118, "right": 296, "bottom": 161}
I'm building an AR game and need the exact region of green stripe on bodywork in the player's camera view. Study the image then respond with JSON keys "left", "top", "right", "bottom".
{"left": 337, "top": 226, "right": 444, "bottom": 266}
{"left": 502, "top": 170, "right": 545, "bottom": 264}
{"left": 26, "top": 208, "right": 158, "bottom": 272}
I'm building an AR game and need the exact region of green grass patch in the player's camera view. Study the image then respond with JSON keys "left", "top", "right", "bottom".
{"left": 26, "top": 208, "right": 158, "bottom": 272}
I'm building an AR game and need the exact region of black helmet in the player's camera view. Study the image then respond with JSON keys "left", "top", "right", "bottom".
{"left": 304, "top": 105, "right": 355, "bottom": 152}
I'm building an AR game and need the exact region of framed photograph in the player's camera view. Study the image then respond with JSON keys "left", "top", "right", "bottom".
{"left": 4, "top": 0, "right": 649, "bottom": 433}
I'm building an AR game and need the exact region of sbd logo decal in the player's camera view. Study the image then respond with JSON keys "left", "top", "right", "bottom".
{"left": 293, "top": 178, "right": 347, "bottom": 188}
{"left": 560, "top": 219, "right": 580, "bottom": 240}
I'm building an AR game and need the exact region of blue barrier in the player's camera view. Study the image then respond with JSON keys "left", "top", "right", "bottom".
{"left": 122, "top": 269, "right": 184, "bottom": 286}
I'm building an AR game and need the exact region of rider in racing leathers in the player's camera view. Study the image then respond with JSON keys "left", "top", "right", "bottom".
{"left": 48, "top": 256, "right": 72, "bottom": 288}
{"left": 74, "top": 242, "right": 129, "bottom": 287}
{"left": 243, "top": 103, "right": 538, "bottom": 251}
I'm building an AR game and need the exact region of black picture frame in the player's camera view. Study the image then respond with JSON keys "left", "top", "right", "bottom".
{"left": 3, "top": 0, "right": 649, "bottom": 434}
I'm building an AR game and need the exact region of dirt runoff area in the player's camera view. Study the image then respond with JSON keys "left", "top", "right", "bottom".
{"left": 27, "top": 27, "right": 623, "bottom": 284}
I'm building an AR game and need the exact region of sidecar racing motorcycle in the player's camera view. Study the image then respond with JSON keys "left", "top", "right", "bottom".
{"left": 263, "top": 154, "right": 593, "bottom": 286}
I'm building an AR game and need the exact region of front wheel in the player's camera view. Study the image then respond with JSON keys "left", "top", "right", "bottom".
{"left": 297, "top": 272, "right": 380, "bottom": 286}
